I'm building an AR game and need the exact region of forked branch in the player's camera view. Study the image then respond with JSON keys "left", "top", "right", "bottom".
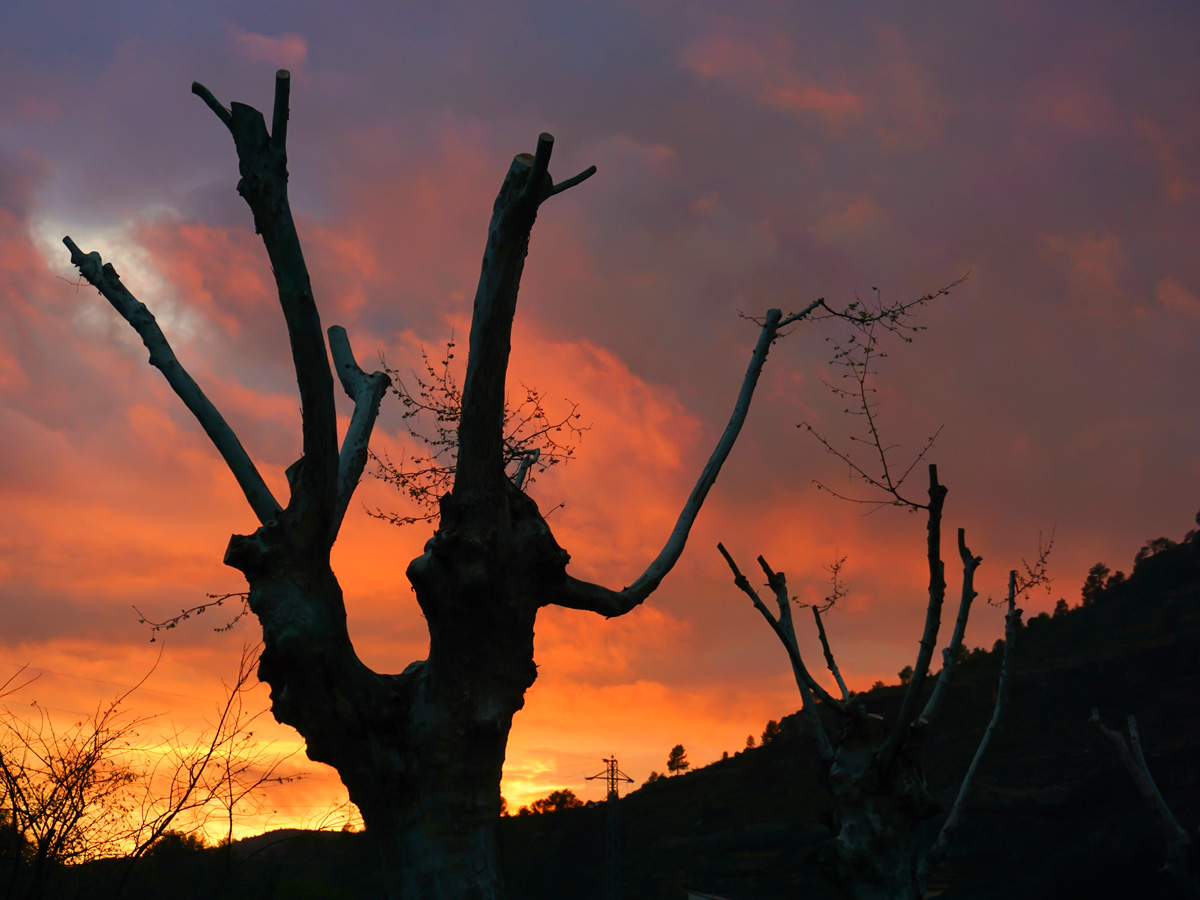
{"left": 921, "top": 528, "right": 982, "bottom": 724}
{"left": 717, "top": 542, "right": 834, "bottom": 760}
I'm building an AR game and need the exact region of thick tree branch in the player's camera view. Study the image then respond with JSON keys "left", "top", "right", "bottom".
{"left": 456, "top": 139, "right": 577, "bottom": 501}
{"left": 921, "top": 528, "right": 982, "bottom": 724}
{"left": 62, "top": 238, "right": 282, "bottom": 523}
{"left": 718, "top": 544, "right": 834, "bottom": 760}
{"left": 549, "top": 165, "right": 598, "bottom": 196}
{"left": 194, "top": 71, "right": 339, "bottom": 524}
{"left": 450, "top": 132, "right": 596, "bottom": 506}
{"left": 191, "top": 81, "right": 232, "bottom": 127}
{"left": 877, "top": 464, "right": 947, "bottom": 771}
{"left": 271, "top": 69, "right": 290, "bottom": 152}
{"left": 328, "top": 325, "right": 390, "bottom": 533}
{"left": 556, "top": 304, "right": 827, "bottom": 617}
{"left": 926, "top": 570, "right": 1021, "bottom": 869}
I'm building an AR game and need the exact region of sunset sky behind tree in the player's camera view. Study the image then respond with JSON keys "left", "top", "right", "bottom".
{"left": 1, "top": 1, "right": 1198, "bottom": 833}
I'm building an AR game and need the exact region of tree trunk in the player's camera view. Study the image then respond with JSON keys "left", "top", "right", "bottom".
{"left": 70, "top": 75, "right": 798, "bottom": 900}
{"left": 821, "top": 715, "right": 937, "bottom": 900}
{"left": 363, "top": 670, "right": 513, "bottom": 900}
{"left": 384, "top": 480, "right": 570, "bottom": 898}
{"left": 224, "top": 473, "right": 563, "bottom": 898}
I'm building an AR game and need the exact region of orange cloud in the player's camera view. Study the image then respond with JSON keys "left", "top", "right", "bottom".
{"left": 507, "top": 327, "right": 705, "bottom": 585}
{"left": 305, "top": 220, "right": 383, "bottom": 319}
{"left": 0, "top": 346, "right": 26, "bottom": 391}
{"left": 682, "top": 33, "right": 863, "bottom": 128}
{"left": 532, "top": 604, "right": 692, "bottom": 685}
{"left": 134, "top": 220, "right": 275, "bottom": 340}
{"left": 230, "top": 26, "right": 309, "bottom": 70}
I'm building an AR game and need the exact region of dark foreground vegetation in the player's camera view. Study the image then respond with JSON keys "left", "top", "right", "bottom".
{"left": 15, "top": 514, "right": 1196, "bottom": 899}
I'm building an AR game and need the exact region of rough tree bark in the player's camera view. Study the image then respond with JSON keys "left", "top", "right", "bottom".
{"left": 719, "top": 466, "right": 1025, "bottom": 900}
{"left": 65, "top": 73, "right": 823, "bottom": 899}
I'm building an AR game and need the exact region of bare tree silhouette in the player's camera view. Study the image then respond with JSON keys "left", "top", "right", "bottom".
{"left": 65, "top": 72, "right": 941, "bottom": 898}
{"left": 718, "top": 304, "right": 1049, "bottom": 900}
{"left": 0, "top": 648, "right": 291, "bottom": 900}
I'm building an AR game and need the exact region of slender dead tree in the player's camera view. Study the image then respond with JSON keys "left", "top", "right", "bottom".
{"left": 719, "top": 477, "right": 1028, "bottom": 900}
{"left": 718, "top": 305, "right": 1049, "bottom": 899}
{"left": 65, "top": 72, "right": 936, "bottom": 899}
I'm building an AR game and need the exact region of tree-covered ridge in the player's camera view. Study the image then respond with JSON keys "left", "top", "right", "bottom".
{"left": 1078, "top": 509, "right": 1200, "bottom": 609}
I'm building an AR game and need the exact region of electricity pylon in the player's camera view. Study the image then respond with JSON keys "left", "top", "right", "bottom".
{"left": 587, "top": 756, "right": 634, "bottom": 900}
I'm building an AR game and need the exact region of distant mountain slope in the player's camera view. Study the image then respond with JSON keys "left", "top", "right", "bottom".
{"left": 502, "top": 516, "right": 1200, "bottom": 900}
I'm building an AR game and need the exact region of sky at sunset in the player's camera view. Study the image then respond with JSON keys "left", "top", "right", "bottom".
{"left": 2, "top": 1, "right": 1199, "bottom": 835}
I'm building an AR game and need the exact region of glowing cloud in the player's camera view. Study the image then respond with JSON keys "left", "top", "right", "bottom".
{"left": 230, "top": 26, "right": 309, "bottom": 70}
{"left": 682, "top": 33, "right": 863, "bottom": 127}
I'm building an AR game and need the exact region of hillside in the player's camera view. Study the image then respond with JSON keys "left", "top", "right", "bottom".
{"left": 58, "top": 518, "right": 1200, "bottom": 899}
{"left": 502, "top": 522, "right": 1200, "bottom": 899}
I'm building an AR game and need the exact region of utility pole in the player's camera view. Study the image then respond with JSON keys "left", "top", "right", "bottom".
{"left": 587, "top": 756, "right": 633, "bottom": 900}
